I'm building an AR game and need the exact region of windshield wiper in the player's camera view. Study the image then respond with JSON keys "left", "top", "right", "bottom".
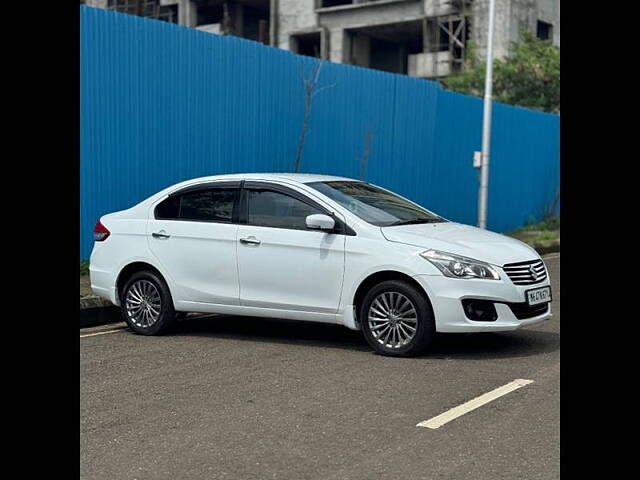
{"left": 388, "top": 218, "right": 444, "bottom": 227}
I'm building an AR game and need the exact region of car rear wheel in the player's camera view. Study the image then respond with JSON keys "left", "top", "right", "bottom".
{"left": 120, "top": 271, "right": 176, "bottom": 335}
{"left": 360, "top": 280, "right": 435, "bottom": 357}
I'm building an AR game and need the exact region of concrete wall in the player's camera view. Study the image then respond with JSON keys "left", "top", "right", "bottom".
{"left": 536, "top": 0, "right": 560, "bottom": 46}
{"left": 277, "top": 0, "right": 318, "bottom": 51}
{"left": 471, "top": 0, "right": 512, "bottom": 60}
{"left": 277, "top": 0, "right": 426, "bottom": 64}
{"left": 317, "top": 1, "right": 423, "bottom": 30}
{"left": 473, "top": 0, "right": 560, "bottom": 61}
{"left": 316, "top": 0, "right": 423, "bottom": 64}
{"left": 422, "top": 0, "right": 453, "bottom": 17}
{"left": 85, "top": 0, "right": 108, "bottom": 7}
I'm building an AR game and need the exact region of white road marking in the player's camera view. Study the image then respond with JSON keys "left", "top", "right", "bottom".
{"left": 542, "top": 253, "right": 560, "bottom": 260}
{"left": 80, "top": 327, "right": 127, "bottom": 338}
{"left": 416, "top": 379, "right": 534, "bottom": 429}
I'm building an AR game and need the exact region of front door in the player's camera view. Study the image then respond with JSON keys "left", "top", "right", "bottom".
{"left": 236, "top": 183, "right": 345, "bottom": 314}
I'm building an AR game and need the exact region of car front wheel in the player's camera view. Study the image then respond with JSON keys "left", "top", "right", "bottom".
{"left": 360, "top": 280, "right": 435, "bottom": 357}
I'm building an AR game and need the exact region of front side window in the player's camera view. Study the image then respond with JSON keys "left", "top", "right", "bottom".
{"left": 307, "top": 181, "right": 445, "bottom": 227}
{"left": 155, "top": 187, "right": 237, "bottom": 222}
{"left": 247, "top": 189, "right": 322, "bottom": 230}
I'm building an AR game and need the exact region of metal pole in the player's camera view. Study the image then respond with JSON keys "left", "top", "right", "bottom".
{"left": 478, "top": 0, "right": 496, "bottom": 229}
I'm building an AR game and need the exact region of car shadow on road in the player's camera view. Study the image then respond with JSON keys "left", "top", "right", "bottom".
{"left": 171, "top": 314, "right": 559, "bottom": 360}
{"left": 428, "top": 329, "right": 559, "bottom": 360}
{"left": 171, "top": 314, "right": 371, "bottom": 352}
{"left": 79, "top": 306, "right": 122, "bottom": 329}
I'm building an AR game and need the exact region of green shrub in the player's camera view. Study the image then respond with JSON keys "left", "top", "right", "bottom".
{"left": 80, "top": 260, "right": 90, "bottom": 276}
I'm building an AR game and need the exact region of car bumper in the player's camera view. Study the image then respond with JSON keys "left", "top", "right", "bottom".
{"left": 412, "top": 274, "right": 552, "bottom": 333}
{"left": 89, "top": 246, "right": 120, "bottom": 306}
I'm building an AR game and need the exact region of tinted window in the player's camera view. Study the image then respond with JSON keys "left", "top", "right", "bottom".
{"left": 155, "top": 195, "right": 180, "bottom": 220}
{"left": 155, "top": 188, "right": 237, "bottom": 222}
{"left": 247, "top": 189, "right": 321, "bottom": 230}
{"left": 180, "top": 188, "right": 236, "bottom": 222}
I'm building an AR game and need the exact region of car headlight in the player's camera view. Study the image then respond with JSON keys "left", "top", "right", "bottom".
{"left": 420, "top": 250, "right": 501, "bottom": 280}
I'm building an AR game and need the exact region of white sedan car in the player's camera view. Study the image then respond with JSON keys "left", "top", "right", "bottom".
{"left": 90, "top": 173, "right": 552, "bottom": 357}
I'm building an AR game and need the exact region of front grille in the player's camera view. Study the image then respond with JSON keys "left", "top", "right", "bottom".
{"left": 502, "top": 259, "right": 547, "bottom": 285}
{"left": 506, "top": 302, "right": 550, "bottom": 320}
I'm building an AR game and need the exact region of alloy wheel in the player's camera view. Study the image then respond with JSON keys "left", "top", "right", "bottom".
{"left": 125, "top": 279, "right": 162, "bottom": 328}
{"left": 367, "top": 291, "right": 418, "bottom": 349}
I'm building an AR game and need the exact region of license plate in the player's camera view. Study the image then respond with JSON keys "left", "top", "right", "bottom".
{"left": 526, "top": 286, "right": 552, "bottom": 306}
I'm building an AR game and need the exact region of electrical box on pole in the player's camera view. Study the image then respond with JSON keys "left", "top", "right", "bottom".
{"left": 473, "top": 151, "right": 482, "bottom": 169}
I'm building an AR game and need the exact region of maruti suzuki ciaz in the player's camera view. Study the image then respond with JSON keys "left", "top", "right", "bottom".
{"left": 90, "top": 173, "right": 552, "bottom": 357}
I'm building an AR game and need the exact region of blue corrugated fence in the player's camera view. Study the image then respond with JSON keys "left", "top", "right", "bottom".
{"left": 80, "top": 6, "right": 560, "bottom": 259}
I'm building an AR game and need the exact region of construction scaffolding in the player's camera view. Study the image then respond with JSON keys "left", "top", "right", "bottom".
{"left": 421, "top": 0, "right": 472, "bottom": 77}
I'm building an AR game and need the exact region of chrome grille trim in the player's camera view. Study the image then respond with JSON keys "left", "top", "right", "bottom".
{"left": 502, "top": 259, "right": 547, "bottom": 285}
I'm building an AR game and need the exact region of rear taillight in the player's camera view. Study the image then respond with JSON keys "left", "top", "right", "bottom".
{"left": 93, "top": 220, "right": 110, "bottom": 242}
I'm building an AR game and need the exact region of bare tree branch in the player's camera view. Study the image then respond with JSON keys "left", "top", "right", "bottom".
{"left": 311, "top": 83, "right": 337, "bottom": 98}
{"left": 293, "top": 58, "right": 335, "bottom": 173}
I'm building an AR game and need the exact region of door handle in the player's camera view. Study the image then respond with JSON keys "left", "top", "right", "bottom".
{"left": 239, "top": 236, "right": 261, "bottom": 245}
{"left": 152, "top": 231, "right": 171, "bottom": 239}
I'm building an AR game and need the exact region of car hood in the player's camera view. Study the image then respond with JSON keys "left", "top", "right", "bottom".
{"left": 381, "top": 222, "right": 539, "bottom": 266}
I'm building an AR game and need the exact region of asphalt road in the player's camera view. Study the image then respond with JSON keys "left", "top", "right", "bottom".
{"left": 80, "top": 254, "right": 560, "bottom": 480}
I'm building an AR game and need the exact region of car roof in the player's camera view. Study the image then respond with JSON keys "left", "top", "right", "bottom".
{"left": 179, "top": 172, "right": 358, "bottom": 185}
{"left": 138, "top": 173, "right": 364, "bottom": 212}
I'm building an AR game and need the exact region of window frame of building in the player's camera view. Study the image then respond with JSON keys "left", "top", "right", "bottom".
{"left": 290, "top": 29, "right": 328, "bottom": 60}
{"left": 536, "top": 20, "right": 553, "bottom": 41}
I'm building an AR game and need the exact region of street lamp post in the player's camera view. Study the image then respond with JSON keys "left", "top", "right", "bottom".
{"left": 478, "top": 0, "right": 496, "bottom": 229}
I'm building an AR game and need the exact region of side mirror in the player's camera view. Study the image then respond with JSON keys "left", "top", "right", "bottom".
{"left": 306, "top": 214, "right": 336, "bottom": 232}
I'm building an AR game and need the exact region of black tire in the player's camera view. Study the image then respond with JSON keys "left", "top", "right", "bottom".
{"left": 120, "top": 270, "right": 176, "bottom": 335}
{"left": 359, "top": 280, "right": 435, "bottom": 357}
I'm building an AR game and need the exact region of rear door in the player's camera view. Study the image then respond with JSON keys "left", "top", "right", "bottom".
{"left": 236, "top": 182, "right": 346, "bottom": 314}
{"left": 147, "top": 181, "right": 241, "bottom": 305}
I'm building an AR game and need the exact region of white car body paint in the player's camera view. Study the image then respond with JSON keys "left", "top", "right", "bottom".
{"left": 90, "top": 173, "right": 552, "bottom": 332}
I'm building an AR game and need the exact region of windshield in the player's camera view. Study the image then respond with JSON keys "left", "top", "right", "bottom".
{"left": 307, "top": 181, "right": 446, "bottom": 227}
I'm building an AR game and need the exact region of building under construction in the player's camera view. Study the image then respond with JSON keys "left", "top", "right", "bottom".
{"left": 83, "top": 0, "right": 559, "bottom": 80}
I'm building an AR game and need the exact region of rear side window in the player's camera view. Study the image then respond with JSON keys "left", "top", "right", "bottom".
{"left": 247, "top": 189, "right": 322, "bottom": 230}
{"left": 155, "top": 187, "right": 237, "bottom": 223}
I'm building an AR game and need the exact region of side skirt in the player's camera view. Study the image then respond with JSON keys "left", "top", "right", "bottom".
{"left": 175, "top": 301, "right": 342, "bottom": 325}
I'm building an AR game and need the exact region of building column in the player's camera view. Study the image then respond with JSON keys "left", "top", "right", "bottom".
{"left": 178, "top": 0, "right": 197, "bottom": 28}
{"left": 233, "top": 2, "right": 244, "bottom": 37}
{"left": 329, "top": 28, "right": 346, "bottom": 64}
{"left": 85, "top": 0, "right": 109, "bottom": 8}
{"left": 270, "top": 0, "right": 278, "bottom": 46}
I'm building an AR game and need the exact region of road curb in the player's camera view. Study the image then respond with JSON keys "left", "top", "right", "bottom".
{"left": 80, "top": 304, "right": 122, "bottom": 329}
{"left": 80, "top": 296, "right": 113, "bottom": 310}
{"left": 80, "top": 293, "right": 120, "bottom": 329}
